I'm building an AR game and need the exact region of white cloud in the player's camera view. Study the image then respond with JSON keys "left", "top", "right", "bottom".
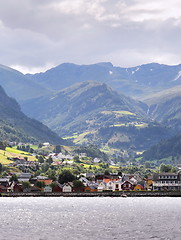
{"left": 0, "top": 0, "right": 180, "bottom": 73}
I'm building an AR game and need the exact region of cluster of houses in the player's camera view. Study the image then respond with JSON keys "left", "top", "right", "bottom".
{"left": 0, "top": 171, "right": 181, "bottom": 193}
{"left": 9, "top": 157, "right": 36, "bottom": 168}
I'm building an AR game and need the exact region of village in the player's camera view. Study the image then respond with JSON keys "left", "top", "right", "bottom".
{"left": 0, "top": 169, "right": 181, "bottom": 194}
{"left": 0, "top": 143, "right": 181, "bottom": 195}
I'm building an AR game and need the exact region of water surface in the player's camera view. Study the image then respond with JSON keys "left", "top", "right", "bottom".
{"left": 0, "top": 197, "right": 180, "bottom": 240}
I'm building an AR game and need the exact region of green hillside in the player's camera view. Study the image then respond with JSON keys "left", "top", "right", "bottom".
{"left": 143, "top": 86, "right": 181, "bottom": 132}
{"left": 21, "top": 81, "right": 173, "bottom": 154}
{"left": 0, "top": 85, "right": 65, "bottom": 144}
{"left": 0, "top": 64, "right": 50, "bottom": 102}
{"left": 142, "top": 133, "right": 181, "bottom": 162}
{"left": 21, "top": 81, "right": 148, "bottom": 135}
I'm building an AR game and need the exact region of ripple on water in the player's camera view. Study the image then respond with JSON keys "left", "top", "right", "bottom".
{"left": 0, "top": 197, "right": 181, "bottom": 240}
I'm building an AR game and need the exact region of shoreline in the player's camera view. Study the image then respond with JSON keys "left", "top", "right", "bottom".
{"left": 1, "top": 191, "right": 181, "bottom": 197}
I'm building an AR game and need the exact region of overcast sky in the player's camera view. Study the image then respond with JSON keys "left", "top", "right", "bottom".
{"left": 0, "top": 0, "right": 181, "bottom": 73}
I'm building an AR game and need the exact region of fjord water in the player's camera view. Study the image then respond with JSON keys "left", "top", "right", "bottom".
{"left": 0, "top": 197, "right": 180, "bottom": 240}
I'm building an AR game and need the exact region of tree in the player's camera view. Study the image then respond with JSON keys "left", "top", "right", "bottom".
{"left": 9, "top": 174, "right": 18, "bottom": 183}
{"left": 38, "top": 155, "right": 44, "bottom": 163}
{"left": 0, "top": 163, "right": 2, "bottom": 173}
{"left": 38, "top": 143, "right": 43, "bottom": 148}
{"left": 160, "top": 164, "right": 172, "bottom": 173}
{"left": 50, "top": 182, "right": 58, "bottom": 189}
{"left": 41, "top": 163, "right": 49, "bottom": 173}
{"left": 54, "top": 145, "right": 61, "bottom": 154}
{"left": 35, "top": 181, "right": 45, "bottom": 189}
{"left": 47, "top": 156, "right": 53, "bottom": 164}
{"left": 0, "top": 141, "right": 6, "bottom": 150}
{"left": 58, "top": 170, "right": 75, "bottom": 184}
{"left": 74, "top": 155, "right": 81, "bottom": 163}
{"left": 47, "top": 169, "right": 56, "bottom": 181}
{"left": 29, "top": 148, "right": 34, "bottom": 154}
{"left": 73, "top": 180, "right": 84, "bottom": 189}
{"left": 104, "top": 169, "right": 110, "bottom": 175}
{"left": 22, "top": 181, "right": 31, "bottom": 190}
{"left": 145, "top": 161, "right": 151, "bottom": 169}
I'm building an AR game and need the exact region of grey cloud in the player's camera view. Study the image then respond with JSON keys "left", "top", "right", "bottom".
{"left": 0, "top": 0, "right": 180, "bottom": 72}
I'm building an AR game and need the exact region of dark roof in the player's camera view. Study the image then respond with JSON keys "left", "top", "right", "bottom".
{"left": 153, "top": 172, "right": 179, "bottom": 181}
{"left": 159, "top": 172, "right": 178, "bottom": 176}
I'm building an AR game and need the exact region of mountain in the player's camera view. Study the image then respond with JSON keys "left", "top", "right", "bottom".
{"left": 1, "top": 62, "right": 181, "bottom": 102}
{"left": 26, "top": 62, "right": 181, "bottom": 98}
{"left": 143, "top": 86, "right": 181, "bottom": 132}
{"left": 0, "top": 64, "right": 50, "bottom": 102}
{"left": 142, "top": 133, "right": 181, "bottom": 161}
{"left": 0, "top": 62, "right": 180, "bottom": 153}
{"left": 0, "top": 85, "right": 65, "bottom": 144}
{"left": 21, "top": 81, "right": 173, "bottom": 152}
{"left": 21, "top": 81, "right": 148, "bottom": 135}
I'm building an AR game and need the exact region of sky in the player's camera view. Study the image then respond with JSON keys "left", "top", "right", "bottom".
{"left": 0, "top": 0, "right": 181, "bottom": 73}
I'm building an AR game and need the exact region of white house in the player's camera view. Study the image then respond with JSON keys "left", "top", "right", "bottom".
{"left": 44, "top": 186, "right": 52, "bottom": 193}
{"left": 62, "top": 182, "right": 73, "bottom": 192}
{"left": 97, "top": 182, "right": 107, "bottom": 192}
{"left": 93, "top": 158, "right": 101, "bottom": 163}
{"left": 112, "top": 180, "right": 122, "bottom": 191}
{"left": 106, "top": 181, "right": 114, "bottom": 191}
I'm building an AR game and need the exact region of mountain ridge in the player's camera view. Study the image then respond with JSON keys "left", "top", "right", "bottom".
{"left": 0, "top": 64, "right": 50, "bottom": 102}
{"left": 26, "top": 62, "right": 181, "bottom": 98}
{"left": 21, "top": 81, "right": 148, "bottom": 135}
{"left": 21, "top": 81, "right": 173, "bottom": 154}
{"left": 0, "top": 85, "right": 66, "bottom": 144}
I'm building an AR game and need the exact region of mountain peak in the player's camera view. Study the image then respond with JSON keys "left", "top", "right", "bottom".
{"left": 95, "top": 62, "right": 113, "bottom": 68}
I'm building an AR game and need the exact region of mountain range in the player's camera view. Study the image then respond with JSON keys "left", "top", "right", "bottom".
{"left": 1, "top": 62, "right": 181, "bottom": 158}
{"left": 21, "top": 81, "right": 148, "bottom": 135}
{"left": 20, "top": 81, "right": 173, "bottom": 153}
{"left": 26, "top": 62, "right": 181, "bottom": 99}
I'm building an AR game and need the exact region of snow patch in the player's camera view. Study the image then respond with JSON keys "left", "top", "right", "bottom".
{"left": 173, "top": 71, "right": 181, "bottom": 81}
{"left": 50, "top": 96, "right": 56, "bottom": 100}
{"left": 109, "top": 70, "right": 113, "bottom": 75}
{"left": 132, "top": 67, "right": 139, "bottom": 74}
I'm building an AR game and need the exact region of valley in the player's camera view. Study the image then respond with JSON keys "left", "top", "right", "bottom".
{"left": 0, "top": 62, "right": 181, "bottom": 164}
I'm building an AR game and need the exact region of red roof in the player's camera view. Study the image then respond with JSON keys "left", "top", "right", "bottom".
{"left": 103, "top": 178, "right": 118, "bottom": 183}
{"left": 39, "top": 179, "right": 52, "bottom": 185}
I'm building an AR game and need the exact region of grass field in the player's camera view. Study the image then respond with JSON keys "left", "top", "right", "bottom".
{"left": 101, "top": 110, "right": 136, "bottom": 116}
{"left": 64, "top": 131, "right": 96, "bottom": 145}
{"left": 6, "top": 147, "right": 31, "bottom": 155}
{"left": 0, "top": 150, "right": 13, "bottom": 164}
{"left": 0, "top": 147, "right": 37, "bottom": 164}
